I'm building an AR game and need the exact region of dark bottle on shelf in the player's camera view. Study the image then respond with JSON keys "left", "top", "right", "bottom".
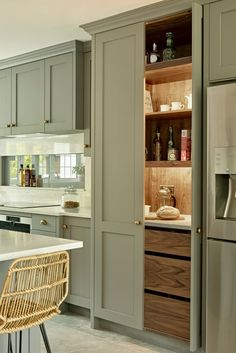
{"left": 149, "top": 43, "right": 160, "bottom": 64}
{"left": 30, "top": 164, "right": 36, "bottom": 187}
{"left": 153, "top": 130, "right": 161, "bottom": 161}
{"left": 167, "top": 126, "right": 178, "bottom": 161}
{"left": 24, "top": 164, "right": 31, "bottom": 187}
{"left": 163, "top": 32, "right": 176, "bottom": 61}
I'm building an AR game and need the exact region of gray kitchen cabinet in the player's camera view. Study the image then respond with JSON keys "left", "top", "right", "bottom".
{"left": 208, "top": 0, "right": 236, "bottom": 81}
{"left": 0, "top": 40, "right": 85, "bottom": 136}
{"left": 83, "top": 46, "right": 91, "bottom": 157}
{"left": 0, "top": 68, "right": 11, "bottom": 136}
{"left": 11, "top": 61, "right": 45, "bottom": 135}
{"left": 91, "top": 23, "right": 145, "bottom": 329}
{"left": 63, "top": 217, "right": 91, "bottom": 308}
{"left": 31, "top": 214, "right": 62, "bottom": 237}
{"left": 82, "top": 0, "right": 203, "bottom": 350}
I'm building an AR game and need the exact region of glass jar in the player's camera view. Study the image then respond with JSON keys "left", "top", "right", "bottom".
{"left": 61, "top": 187, "right": 80, "bottom": 209}
{"left": 163, "top": 32, "right": 176, "bottom": 61}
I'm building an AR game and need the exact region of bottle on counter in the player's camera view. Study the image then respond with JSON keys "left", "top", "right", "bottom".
{"left": 153, "top": 130, "right": 161, "bottom": 161}
{"left": 24, "top": 165, "right": 31, "bottom": 187}
{"left": 18, "top": 164, "right": 25, "bottom": 187}
{"left": 167, "top": 126, "right": 178, "bottom": 161}
{"left": 36, "top": 175, "right": 43, "bottom": 187}
{"left": 30, "top": 164, "right": 36, "bottom": 187}
{"left": 149, "top": 43, "right": 160, "bottom": 63}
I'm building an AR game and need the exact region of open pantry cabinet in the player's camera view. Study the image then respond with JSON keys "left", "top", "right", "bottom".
{"left": 145, "top": 11, "right": 192, "bottom": 214}
{"left": 82, "top": 1, "right": 202, "bottom": 352}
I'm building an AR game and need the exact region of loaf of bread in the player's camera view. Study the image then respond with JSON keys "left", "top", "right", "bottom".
{"left": 156, "top": 206, "right": 180, "bottom": 220}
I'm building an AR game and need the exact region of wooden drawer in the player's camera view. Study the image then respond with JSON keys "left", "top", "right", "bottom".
{"left": 145, "top": 254, "right": 190, "bottom": 298}
{"left": 144, "top": 293, "right": 190, "bottom": 340}
{"left": 32, "top": 215, "right": 56, "bottom": 233}
{"left": 145, "top": 229, "right": 191, "bottom": 257}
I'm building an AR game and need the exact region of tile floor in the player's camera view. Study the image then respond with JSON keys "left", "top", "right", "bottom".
{"left": 41, "top": 312, "right": 179, "bottom": 353}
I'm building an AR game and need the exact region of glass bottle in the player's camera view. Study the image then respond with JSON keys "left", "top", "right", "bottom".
{"left": 61, "top": 186, "right": 80, "bottom": 209}
{"left": 153, "top": 130, "right": 161, "bottom": 161}
{"left": 149, "top": 43, "right": 160, "bottom": 64}
{"left": 18, "top": 164, "right": 25, "bottom": 187}
{"left": 163, "top": 32, "right": 176, "bottom": 61}
{"left": 167, "top": 126, "right": 178, "bottom": 161}
{"left": 24, "top": 165, "right": 31, "bottom": 187}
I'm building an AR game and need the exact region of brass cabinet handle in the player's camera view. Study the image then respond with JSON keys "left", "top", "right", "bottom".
{"left": 134, "top": 220, "right": 142, "bottom": 225}
{"left": 11, "top": 123, "right": 16, "bottom": 127}
{"left": 44, "top": 120, "right": 50, "bottom": 124}
{"left": 84, "top": 144, "right": 91, "bottom": 148}
{"left": 196, "top": 227, "right": 201, "bottom": 234}
{"left": 63, "top": 224, "right": 68, "bottom": 230}
{"left": 40, "top": 219, "right": 48, "bottom": 225}
{"left": 7, "top": 124, "right": 11, "bottom": 128}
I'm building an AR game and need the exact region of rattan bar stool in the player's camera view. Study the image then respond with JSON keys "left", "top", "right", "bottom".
{"left": 0, "top": 251, "right": 69, "bottom": 353}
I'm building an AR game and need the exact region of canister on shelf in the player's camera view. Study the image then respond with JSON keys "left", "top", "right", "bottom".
{"left": 61, "top": 186, "right": 80, "bottom": 209}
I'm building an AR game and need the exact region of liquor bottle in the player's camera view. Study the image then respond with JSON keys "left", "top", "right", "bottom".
{"left": 30, "top": 164, "right": 36, "bottom": 187}
{"left": 153, "top": 130, "right": 161, "bottom": 161}
{"left": 167, "top": 126, "right": 178, "bottom": 161}
{"left": 163, "top": 32, "right": 176, "bottom": 61}
{"left": 149, "top": 43, "right": 160, "bottom": 64}
{"left": 24, "top": 164, "right": 31, "bottom": 187}
{"left": 18, "top": 164, "right": 25, "bottom": 187}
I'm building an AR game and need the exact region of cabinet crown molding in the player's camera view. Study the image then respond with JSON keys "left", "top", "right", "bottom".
{"left": 81, "top": 0, "right": 193, "bottom": 35}
{"left": 0, "top": 40, "right": 90, "bottom": 70}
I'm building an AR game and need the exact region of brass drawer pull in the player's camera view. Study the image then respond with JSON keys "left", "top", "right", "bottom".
{"left": 40, "top": 219, "right": 48, "bottom": 225}
{"left": 44, "top": 120, "right": 50, "bottom": 124}
{"left": 134, "top": 220, "right": 142, "bottom": 225}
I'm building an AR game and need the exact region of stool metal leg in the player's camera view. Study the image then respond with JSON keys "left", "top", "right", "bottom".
{"left": 39, "top": 323, "right": 52, "bottom": 353}
{"left": 8, "top": 334, "right": 13, "bottom": 353}
{"left": 19, "top": 331, "right": 22, "bottom": 353}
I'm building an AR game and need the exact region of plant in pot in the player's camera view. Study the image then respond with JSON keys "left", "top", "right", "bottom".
{"left": 72, "top": 164, "right": 85, "bottom": 184}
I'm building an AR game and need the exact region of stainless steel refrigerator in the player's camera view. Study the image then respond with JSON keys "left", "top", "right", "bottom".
{"left": 207, "top": 82, "right": 236, "bottom": 353}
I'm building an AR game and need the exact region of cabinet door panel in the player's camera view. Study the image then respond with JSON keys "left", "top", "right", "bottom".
{"left": 45, "top": 53, "right": 73, "bottom": 132}
{"left": 0, "top": 69, "right": 11, "bottom": 135}
{"left": 209, "top": 0, "right": 236, "bottom": 81}
{"left": 94, "top": 22, "right": 144, "bottom": 329}
{"left": 12, "top": 61, "right": 44, "bottom": 134}
{"left": 63, "top": 217, "right": 91, "bottom": 308}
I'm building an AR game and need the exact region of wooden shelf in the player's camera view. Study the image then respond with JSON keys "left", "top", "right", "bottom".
{"left": 145, "top": 56, "right": 192, "bottom": 84}
{"left": 145, "top": 109, "right": 191, "bottom": 119}
{"left": 145, "top": 161, "right": 192, "bottom": 168}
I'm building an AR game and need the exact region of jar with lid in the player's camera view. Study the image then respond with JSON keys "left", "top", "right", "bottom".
{"left": 61, "top": 187, "right": 80, "bottom": 209}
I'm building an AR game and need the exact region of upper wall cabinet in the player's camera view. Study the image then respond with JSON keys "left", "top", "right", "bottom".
{"left": 0, "top": 68, "right": 11, "bottom": 136}
{"left": 0, "top": 40, "right": 86, "bottom": 136}
{"left": 209, "top": 0, "right": 236, "bottom": 81}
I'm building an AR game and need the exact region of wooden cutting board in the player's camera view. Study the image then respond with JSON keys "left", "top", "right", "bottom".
{"left": 145, "top": 214, "right": 185, "bottom": 221}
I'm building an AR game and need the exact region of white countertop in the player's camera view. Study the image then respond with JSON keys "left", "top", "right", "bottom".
{"left": 0, "top": 229, "right": 83, "bottom": 261}
{"left": 145, "top": 214, "right": 191, "bottom": 230}
{"left": 0, "top": 205, "right": 91, "bottom": 218}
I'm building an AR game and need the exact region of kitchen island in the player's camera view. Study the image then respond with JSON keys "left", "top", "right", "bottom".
{"left": 0, "top": 230, "right": 83, "bottom": 353}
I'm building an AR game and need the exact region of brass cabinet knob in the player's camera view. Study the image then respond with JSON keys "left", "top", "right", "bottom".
{"left": 196, "top": 227, "right": 201, "bottom": 234}
{"left": 7, "top": 124, "right": 11, "bottom": 128}
{"left": 63, "top": 224, "right": 68, "bottom": 230}
{"left": 44, "top": 120, "right": 50, "bottom": 124}
{"left": 40, "top": 219, "right": 48, "bottom": 225}
{"left": 134, "top": 220, "right": 142, "bottom": 225}
{"left": 84, "top": 144, "right": 91, "bottom": 148}
{"left": 11, "top": 123, "right": 16, "bottom": 127}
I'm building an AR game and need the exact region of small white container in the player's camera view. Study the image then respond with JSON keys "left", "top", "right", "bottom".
{"left": 144, "top": 205, "right": 151, "bottom": 216}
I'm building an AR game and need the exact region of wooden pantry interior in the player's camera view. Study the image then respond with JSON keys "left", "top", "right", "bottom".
{"left": 144, "top": 11, "right": 192, "bottom": 341}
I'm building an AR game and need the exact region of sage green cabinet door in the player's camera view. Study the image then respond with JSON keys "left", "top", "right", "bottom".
{"left": 83, "top": 50, "right": 91, "bottom": 157}
{"left": 94, "top": 23, "right": 144, "bottom": 329}
{"left": 44, "top": 53, "right": 73, "bottom": 133}
{"left": 0, "top": 69, "right": 11, "bottom": 136}
{"left": 11, "top": 61, "right": 44, "bottom": 134}
{"left": 63, "top": 217, "right": 91, "bottom": 308}
{"left": 209, "top": 0, "right": 236, "bottom": 81}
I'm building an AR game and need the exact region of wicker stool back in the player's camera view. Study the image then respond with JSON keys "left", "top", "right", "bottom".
{"left": 0, "top": 251, "right": 69, "bottom": 352}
